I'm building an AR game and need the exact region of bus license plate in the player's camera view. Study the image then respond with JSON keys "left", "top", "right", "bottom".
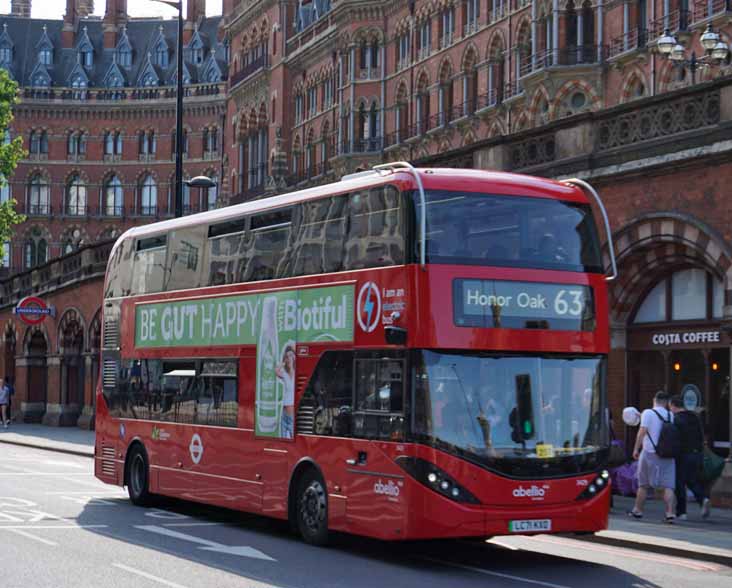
{"left": 509, "top": 519, "right": 551, "bottom": 533}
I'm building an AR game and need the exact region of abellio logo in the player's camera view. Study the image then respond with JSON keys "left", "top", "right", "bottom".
{"left": 374, "top": 479, "right": 400, "bottom": 497}
{"left": 512, "top": 485, "right": 546, "bottom": 498}
{"left": 357, "top": 281, "right": 381, "bottom": 333}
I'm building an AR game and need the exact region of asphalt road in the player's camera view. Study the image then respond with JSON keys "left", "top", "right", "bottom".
{"left": 0, "top": 444, "right": 729, "bottom": 588}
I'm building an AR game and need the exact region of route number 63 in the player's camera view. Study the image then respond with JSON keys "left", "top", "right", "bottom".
{"left": 554, "top": 290, "right": 584, "bottom": 316}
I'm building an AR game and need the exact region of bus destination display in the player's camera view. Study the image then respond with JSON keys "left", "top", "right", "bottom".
{"left": 454, "top": 279, "right": 595, "bottom": 331}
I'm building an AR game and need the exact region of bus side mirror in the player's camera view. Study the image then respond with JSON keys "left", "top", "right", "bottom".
{"left": 385, "top": 326, "right": 407, "bottom": 345}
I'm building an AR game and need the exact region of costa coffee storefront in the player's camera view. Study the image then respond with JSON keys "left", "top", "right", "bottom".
{"left": 626, "top": 268, "right": 730, "bottom": 454}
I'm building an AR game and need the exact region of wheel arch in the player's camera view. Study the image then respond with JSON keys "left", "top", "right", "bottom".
{"left": 287, "top": 457, "right": 326, "bottom": 528}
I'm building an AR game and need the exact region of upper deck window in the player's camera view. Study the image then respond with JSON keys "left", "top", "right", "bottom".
{"left": 417, "top": 191, "right": 603, "bottom": 273}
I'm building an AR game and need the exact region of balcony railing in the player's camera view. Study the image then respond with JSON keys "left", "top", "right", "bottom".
{"left": 21, "top": 83, "right": 225, "bottom": 103}
{"left": 27, "top": 203, "right": 51, "bottom": 216}
{"left": 608, "top": 28, "right": 648, "bottom": 59}
{"left": 139, "top": 205, "right": 157, "bottom": 216}
{"left": 230, "top": 55, "right": 268, "bottom": 88}
{"left": 520, "top": 45, "right": 605, "bottom": 76}
{"left": 691, "top": 0, "right": 731, "bottom": 24}
{"left": 100, "top": 205, "right": 124, "bottom": 217}
{"left": 477, "top": 90, "right": 499, "bottom": 109}
{"left": 647, "top": 9, "right": 689, "bottom": 40}
{"left": 65, "top": 204, "right": 87, "bottom": 216}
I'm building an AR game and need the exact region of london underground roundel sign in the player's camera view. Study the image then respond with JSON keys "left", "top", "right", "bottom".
{"left": 13, "top": 296, "right": 55, "bottom": 325}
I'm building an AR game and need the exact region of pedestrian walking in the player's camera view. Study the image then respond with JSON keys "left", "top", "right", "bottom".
{"left": 669, "top": 395, "right": 711, "bottom": 520}
{"left": 0, "top": 377, "right": 10, "bottom": 428}
{"left": 5, "top": 376, "right": 14, "bottom": 423}
{"left": 628, "top": 391, "right": 677, "bottom": 523}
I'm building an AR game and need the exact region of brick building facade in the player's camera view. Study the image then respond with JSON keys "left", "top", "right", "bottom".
{"left": 0, "top": 0, "right": 730, "bottom": 455}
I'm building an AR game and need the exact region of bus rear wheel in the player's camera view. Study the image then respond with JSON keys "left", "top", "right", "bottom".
{"left": 127, "top": 445, "right": 152, "bottom": 507}
{"left": 296, "top": 470, "right": 329, "bottom": 546}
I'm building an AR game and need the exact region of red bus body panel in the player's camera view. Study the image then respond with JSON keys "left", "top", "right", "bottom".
{"left": 95, "top": 169, "right": 611, "bottom": 541}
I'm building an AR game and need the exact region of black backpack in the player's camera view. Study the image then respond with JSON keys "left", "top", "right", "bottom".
{"left": 649, "top": 409, "right": 681, "bottom": 458}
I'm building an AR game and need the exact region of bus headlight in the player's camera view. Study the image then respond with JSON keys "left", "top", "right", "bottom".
{"left": 577, "top": 470, "right": 611, "bottom": 501}
{"left": 395, "top": 456, "right": 480, "bottom": 505}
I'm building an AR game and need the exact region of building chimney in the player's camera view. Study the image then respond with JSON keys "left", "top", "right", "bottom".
{"left": 10, "top": 0, "right": 31, "bottom": 18}
{"left": 103, "top": 0, "right": 128, "bottom": 50}
{"left": 187, "top": 0, "right": 206, "bottom": 23}
{"left": 77, "top": 0, "right": 94, "bottom": 18}
{"left": 62, "top": 0, "right": 78, "bottom": 49}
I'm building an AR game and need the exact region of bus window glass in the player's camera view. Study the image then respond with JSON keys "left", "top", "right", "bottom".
{"left": 166, "top": 226, "right": 207, "bottom": 291}
{"left": 288, "top": 196, "right": 348, "bottom": 276}
{"left": 297, "top": 351, "right": 354, "bottom": 436}
{"left": 241, "top": 209, "right": 292, "bottom": 282}
{"left": 418, "top": 191, "right": 603, "bottom": 273}
{"left": 110, "top": 358, "right": 238, "bottom": 427}
{"left": 131, "top": 236, "right": 167, "bottom": 295}
{"left": 412, "top": 351, "right": 607, "bottom": 476}
{"left": 104, "top": 238, "right": 134, "bottom": 298}
{"left": 344, "top": 186, "right": 404, "bottom": 270}
{"left": 352, "top": 357, "right": 405, "bottom": 441}
{"left": 208, "top": 231, "right": 248, "bottom": 286}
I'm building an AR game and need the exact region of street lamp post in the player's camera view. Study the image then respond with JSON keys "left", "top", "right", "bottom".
{"left": 657, "top": 24, "right": 729, "bottom": 85}
{"left": 151, "top": 0, "right": 185, "bottom": 218}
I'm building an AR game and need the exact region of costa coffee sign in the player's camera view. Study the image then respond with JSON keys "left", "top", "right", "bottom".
{"left": 652, "top": 331, "right": 720, "bottom": 346}
{"left": 629, "top": 326, "right": 726, "bottom": 350}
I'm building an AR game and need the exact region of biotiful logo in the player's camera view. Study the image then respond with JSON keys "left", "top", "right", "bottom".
{"left": 374, "top": 479, "right": 400, "bottom": 497}
{"left": 512, "top": 485, "right": 546, "bottom": 498}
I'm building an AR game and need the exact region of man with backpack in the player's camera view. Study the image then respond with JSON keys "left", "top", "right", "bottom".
{"left": 670, "top": 395, "right": 711, "bottom": 520}
{"left": 629, "top": 391, "right": 678, "bottom": 523}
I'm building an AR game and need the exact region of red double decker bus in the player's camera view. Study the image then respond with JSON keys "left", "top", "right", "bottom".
{"left": 95, "top": 164, "right": 617, "bottom": 545}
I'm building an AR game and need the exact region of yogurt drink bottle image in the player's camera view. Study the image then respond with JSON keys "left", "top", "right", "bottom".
{"left": 256, "top": 295, "right": 282, "bottom": 434}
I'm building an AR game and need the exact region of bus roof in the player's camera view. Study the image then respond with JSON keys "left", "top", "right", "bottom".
{"left": 114, "top": 168, "right": 586, "bottom": 248}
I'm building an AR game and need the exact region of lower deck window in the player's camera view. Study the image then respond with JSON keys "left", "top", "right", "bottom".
{"left": 109, "top": 358, "right": 238, "bottom": 427}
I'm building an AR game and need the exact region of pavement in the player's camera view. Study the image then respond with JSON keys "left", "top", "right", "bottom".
{"left": 1, "top": 423, "right": 730, "bottom": 567}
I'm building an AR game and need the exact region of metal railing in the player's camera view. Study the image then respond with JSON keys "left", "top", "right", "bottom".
{"left": 691, "top": 0, "right": 731, "bottom": 24}
{"left": 608, "top": 28, "right": 648, "bottom": 59}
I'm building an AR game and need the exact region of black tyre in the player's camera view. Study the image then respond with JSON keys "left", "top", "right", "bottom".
{"left": 296, "top": 470, "right": 329, "bottom": 546}
{"left": 126, "top": 444, "right": 153, "bottom": 507}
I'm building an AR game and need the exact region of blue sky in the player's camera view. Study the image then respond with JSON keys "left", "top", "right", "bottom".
{"left": 2, "top": 0, "right": 223, "bottom": 19}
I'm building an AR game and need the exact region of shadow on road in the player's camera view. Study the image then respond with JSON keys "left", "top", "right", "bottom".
{"left": 76, "top": 496, "right": 666, "bottom": 588}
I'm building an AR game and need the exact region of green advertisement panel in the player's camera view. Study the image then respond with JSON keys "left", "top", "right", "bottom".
{"left": 135, "top": 285, "right": 354, "bottom": 438}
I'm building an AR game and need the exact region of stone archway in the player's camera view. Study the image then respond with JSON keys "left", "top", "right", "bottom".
{"left": 607, "top": 212, "right": 732, "bottom": 444}
{"left": 55, "top": 309, "right": 85, "bottom": 426}
{"left": 23, "top": 327, "right": 48, "bottom": 423}
{"left": 609, "top": 212, "right": 732, "bottom": 324}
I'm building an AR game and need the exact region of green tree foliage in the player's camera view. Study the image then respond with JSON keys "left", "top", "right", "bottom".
{"left": 0, "top": 69, "right": 26, "bottom": 262}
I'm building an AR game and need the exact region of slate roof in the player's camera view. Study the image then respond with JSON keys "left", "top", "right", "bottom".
{"left": 0, "top": 15, "right": 227, "bottom": 89}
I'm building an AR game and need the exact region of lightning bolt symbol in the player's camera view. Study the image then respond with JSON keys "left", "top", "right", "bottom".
{"left": 364, "top": 287, "right": 374, "bottom": 328}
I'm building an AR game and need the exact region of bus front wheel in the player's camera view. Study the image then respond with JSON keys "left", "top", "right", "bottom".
{"left": 296, "top": 470, "right": 329, "bottom": 546}
{"left": 127, "top": 444, "right": 152, "bottom": 507}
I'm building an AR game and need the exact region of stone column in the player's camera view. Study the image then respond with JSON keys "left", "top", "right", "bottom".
{"left": 42, "top": 354, "right": 80, "bottom": 426}
{"left": 77, "top": 354, "right": 95, "bottom": 430}
{"left": 17, "top": 356, "right": 45, "bottom": 423}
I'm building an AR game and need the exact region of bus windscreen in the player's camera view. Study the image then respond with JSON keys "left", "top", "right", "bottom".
{"left": 417, "top": 191, "right": 604, "bottom": 273}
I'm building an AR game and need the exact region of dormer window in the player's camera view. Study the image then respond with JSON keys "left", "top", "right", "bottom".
{"left": 39, "top": 48, "right": 52, "bottom": 66}
{"left": 81, "top": 48, "right": 93, "bottom": 68}
{"left": 108, "top": 74, "right": 123, "bottom": 88}
{"left": 191, "top": 47, "right": 203, "bottom": 64}
{"left": 71, "top": 75, "right": 87, "bottom": 89}
{"left": 142, "top": 73, "right": 158, "bottom": 87}
{"left": 118, "top": 48, "right": 132, "bottom": 68}
{"left": 155, "top": 42, "right": 168, "bottom": 68}
{"left": 0, "top": 46, "right": 11, "bottom": 65}
{"left": 33, "top": 74, "right": 49, "bottom": 88}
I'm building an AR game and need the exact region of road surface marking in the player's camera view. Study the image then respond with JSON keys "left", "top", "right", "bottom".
{"left": 136, "top": 525, "right": 276, "bottom": 561}
{"left": 0, "top": 472, "right": 90, "bottom": 476}
{"left": 8, "top": 528, "right": 58, "bottom": 546}
{"left": 113, "top": 563, "right": 189, "bottom": 588}
{"left": 163, "top": 522, "right": 224, "bottom": 528}
{"left": 0, "top": 524, "right": 108, "bottom": 530}
{"left": 527, "top": 536, "right": 723, "bottom": 572}
{"left": 420, "top": 557, "right": 571, "bottom": 588}
{"left": 486, "top": 538, "right": 521, "bottom": 551}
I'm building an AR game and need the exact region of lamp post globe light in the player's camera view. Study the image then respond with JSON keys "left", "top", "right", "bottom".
{"left": 657, "top": 24, "right": 729, "bottom": 84}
